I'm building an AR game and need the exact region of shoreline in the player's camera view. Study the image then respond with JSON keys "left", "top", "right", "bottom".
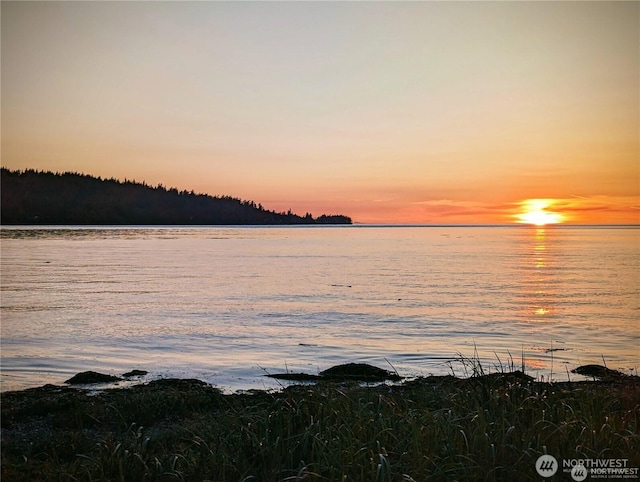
{"left": 3, "top": 366, "right": 639, "bottom": 481}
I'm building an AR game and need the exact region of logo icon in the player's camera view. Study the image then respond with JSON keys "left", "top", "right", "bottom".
{"left": 536, "top": 454, "right": 559, "bottom": 477}
{"left": 571, "top": 464, "right": 588, "bottom": 481}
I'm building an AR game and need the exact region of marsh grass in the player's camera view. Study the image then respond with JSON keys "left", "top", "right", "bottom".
{"left": 2, "top": 368, "right": 639, "bottom": 481}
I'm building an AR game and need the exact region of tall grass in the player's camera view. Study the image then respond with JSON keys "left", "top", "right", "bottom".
{"left": 2, "top": 370, "right": 639, "bottom": 481}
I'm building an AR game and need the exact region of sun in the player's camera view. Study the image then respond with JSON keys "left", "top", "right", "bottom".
{"left": 515, "top": 199, "right": 564, "bottom": 226}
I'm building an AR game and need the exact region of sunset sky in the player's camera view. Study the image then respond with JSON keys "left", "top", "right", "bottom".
{"left": 2, "top": 1, "right": 638, "bottom": 224}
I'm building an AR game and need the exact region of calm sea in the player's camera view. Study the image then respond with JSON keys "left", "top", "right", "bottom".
{"left": 1, "top": 225, "right": 638, "bottom": 392}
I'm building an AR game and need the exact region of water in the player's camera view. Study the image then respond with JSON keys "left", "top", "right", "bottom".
{"left": 1, "top": 225, "right": 638, "bottom": 392}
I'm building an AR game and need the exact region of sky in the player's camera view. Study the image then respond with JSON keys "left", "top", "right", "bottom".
{"left": 2, "top": 1, "right": 638, "bottom": 224}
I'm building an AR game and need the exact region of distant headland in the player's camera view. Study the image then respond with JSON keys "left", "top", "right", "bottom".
{"left": 0, "top": 168, "right": 352, "bottom": 225}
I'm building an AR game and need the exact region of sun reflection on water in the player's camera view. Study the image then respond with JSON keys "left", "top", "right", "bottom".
{"left": 527, "top": 227, "right": 555, "bottom": 319}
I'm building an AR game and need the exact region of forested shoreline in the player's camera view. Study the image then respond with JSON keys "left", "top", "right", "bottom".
{"left": 0, "top": 168, "right": 351, "bottom": 225}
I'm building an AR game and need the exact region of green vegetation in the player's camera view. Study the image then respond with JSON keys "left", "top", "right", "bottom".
{"left": 0, "top": 168, "right": 352, "bottom": 225}
{"left": 2, "top": 371, "right": 638, "bottom": 481}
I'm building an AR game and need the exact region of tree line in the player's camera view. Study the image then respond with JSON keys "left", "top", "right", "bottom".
{"left": 0, "top": 168, "right": 352, "bottom": 225}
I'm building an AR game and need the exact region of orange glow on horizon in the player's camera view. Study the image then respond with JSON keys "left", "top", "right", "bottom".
{"left": 515, "top": 199, "right": 565, "bottom": 226}
{"left": 278, "top": 194, "right": 638, "bottom": 225}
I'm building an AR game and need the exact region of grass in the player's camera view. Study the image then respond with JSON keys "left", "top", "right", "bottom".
{"left": 2, "top": 366, "right": 639, "bottom": 481}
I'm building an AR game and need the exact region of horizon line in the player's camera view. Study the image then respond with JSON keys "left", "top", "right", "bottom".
{"left": 2, "top": 223, "right": 638, "bottom": 229}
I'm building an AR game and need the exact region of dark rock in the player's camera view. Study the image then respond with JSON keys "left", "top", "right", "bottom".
{"left": 400, "top": 375, "right": 460, "bottom": 389}
{"left": 122, "top": 370, "right": 148, "bottom": 378}
{"left": 571, "top": 365, "right": 626, "bottom": 380}
{"left": 266, "top": 363, "right": 402, "bottom": 382}
{"left": 65, "top": 371, "right": 121, "bottom": 385}
{"left": 143, "top": 378, "right": 211, "bottom": 390}
{"left": 319, "top": 363, "right": 402, "bottom": 381}
{"left": 266, "top": 373, "right": 321, "bottom": 381}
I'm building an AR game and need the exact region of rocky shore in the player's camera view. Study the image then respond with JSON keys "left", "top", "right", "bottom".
{"left": 2, "top": 364, "right": 639, "bottom": 481}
